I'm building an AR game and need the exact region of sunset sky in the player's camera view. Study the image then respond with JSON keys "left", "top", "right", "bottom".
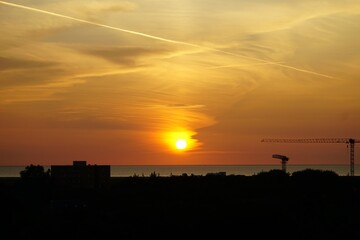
{"left": 1, "top": 0, "right": 360, "bottom": 166}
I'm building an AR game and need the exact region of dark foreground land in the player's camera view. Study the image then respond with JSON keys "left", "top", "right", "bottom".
{"left": 1, "top": 172, "right": 360, "bottom": 240}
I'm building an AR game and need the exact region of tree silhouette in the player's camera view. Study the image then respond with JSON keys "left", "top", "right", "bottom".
{"left": 149, "top": 171, "right": 159, "bottom": 177}
{"left": 20, "top": 164, "right": 50, "bottom": 180}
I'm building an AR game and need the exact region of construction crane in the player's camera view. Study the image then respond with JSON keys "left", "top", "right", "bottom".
{"left": 272, "top": 154, "right": 289, "bottom": 172}
{"left": 261, "top": 138, "right": 360, "bottom": 176}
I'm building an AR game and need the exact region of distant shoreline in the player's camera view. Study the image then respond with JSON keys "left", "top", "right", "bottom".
{"left": 1, "top": 164, "right": 359, "bottom": 177}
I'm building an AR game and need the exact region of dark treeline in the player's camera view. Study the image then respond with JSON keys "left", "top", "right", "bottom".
{"left": 1, "top": 168, "right": 360, "bottom": 239}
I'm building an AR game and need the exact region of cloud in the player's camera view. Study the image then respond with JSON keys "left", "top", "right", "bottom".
{"left": 163, "top": 104, "right": 206, "bottom": 109}
{"left": 0, "top": 0, "right": 137, "bottom": 47}
{"left": 0, "top": 44, "right": 89, "bottom": 102}
{"left": 77, "top": 1, "right": 137, "bottom": 17}
{"left": 0, "top": 56, "right": 57, "bottom": 71}
{"left": 0, "top": 1, "right": 339, "bottom": 79}
{"left": 34, "top": 0, "right": 137, "bottom": 19}
{"left": 0, "top": 65, "right": 70, "bottom": 88}
{"left": 80, "top": 46, "right": 172, "bottom": 66}
{"left": 1, "top": 0, "right": 360, "bottom": 163}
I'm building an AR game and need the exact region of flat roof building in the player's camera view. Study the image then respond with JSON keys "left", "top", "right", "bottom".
{"left": 51, "top": 161, "right": 110, "bottom": 188}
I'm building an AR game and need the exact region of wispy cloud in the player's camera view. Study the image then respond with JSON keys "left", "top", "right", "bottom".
{"left": 80, "top": 46, "right": 172, "bottom": 66}
{"left": 150, "top": 104, "right": 206, "bottom": 110}
{"left": 0, "top": 56, "right": 57, "bottom": 71}
{"left": 1, "top": 0, "right": 359, "bottom": 164}
{"left": 0, "top": 1, "right": 337, "bottom": 79}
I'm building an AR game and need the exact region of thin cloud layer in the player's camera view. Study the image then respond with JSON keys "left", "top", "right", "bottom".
{"left": 81, "top": 46, "right": 173, "bottom": 66}
{"left": 0, "top": 0, "right": 359, "bottom": 164}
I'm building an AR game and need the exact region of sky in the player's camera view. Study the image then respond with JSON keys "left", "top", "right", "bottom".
{"left": 1, "top": 0, "right": 360, "bottom": 166}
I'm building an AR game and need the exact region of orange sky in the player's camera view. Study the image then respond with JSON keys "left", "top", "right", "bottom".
{"left": 1, "top": 0, "right": 360, "bottom": 165}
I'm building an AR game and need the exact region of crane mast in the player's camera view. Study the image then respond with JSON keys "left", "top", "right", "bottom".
{"left": 272, "top": 154, "right": 289, "bottom": 172}
{"left": 261, "top": 138, "right": 360, "bottom": 176}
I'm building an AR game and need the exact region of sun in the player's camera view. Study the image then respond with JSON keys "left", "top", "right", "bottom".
{"left": 162, "top": 130, "right": 196, "bottom": 152}
{"left": 175, "top": 139, "right": 187, "bottom": 150}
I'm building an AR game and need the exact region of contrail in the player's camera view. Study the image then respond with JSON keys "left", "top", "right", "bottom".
{"left": 0, "top": 1, "right": 336, "bottom": 79}
{"left": 208, "top": 62, "right": 284, "bottom": 70}
{"left": 0, "top": 1, "right": 198, "bottom": 47}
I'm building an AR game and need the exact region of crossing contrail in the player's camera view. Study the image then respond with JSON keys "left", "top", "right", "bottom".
{"left": 0, "top": 1, "right": 336, "bottom": 79}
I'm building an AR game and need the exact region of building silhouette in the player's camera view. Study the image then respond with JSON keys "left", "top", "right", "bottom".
{"left": 51, "top": 161, "right": 110, "bottom": 188}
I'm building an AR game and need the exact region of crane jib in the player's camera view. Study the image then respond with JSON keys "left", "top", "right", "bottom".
{"left": 261, "top": 138, "right": 360, "bottom": 144}
{"left": 261, "top": 138, "right": 359, "bottom": 176}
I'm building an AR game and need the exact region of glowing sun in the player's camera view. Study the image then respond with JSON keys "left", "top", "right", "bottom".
{"left": 175, "top": 139, "right": 187, "bottom": 150}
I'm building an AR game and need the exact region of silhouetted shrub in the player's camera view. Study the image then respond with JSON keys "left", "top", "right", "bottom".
{"left": 254, "top": 169, "right": 290, "bottom": 178}
{"left": 291, "top": 168, "right": 338, "bottom": 179}
{"left": 205, "top": 172, "right": 226, "bottom": 177}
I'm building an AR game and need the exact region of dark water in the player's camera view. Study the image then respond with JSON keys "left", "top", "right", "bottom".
{"left": 0, "top": 164, "right": 358, "bottom": 177}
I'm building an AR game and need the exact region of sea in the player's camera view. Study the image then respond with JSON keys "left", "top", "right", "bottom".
{"left": 0, "top": 164, "right": 359, "bottom": 177}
